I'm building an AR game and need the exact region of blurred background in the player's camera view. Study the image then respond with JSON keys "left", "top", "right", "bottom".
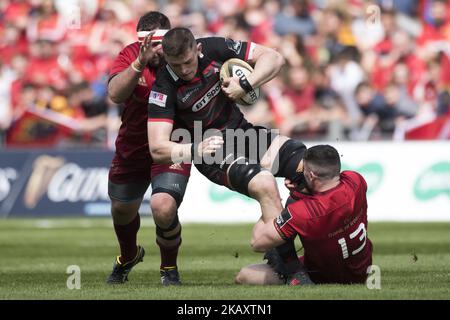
{"left": 0, "top": 0, "right": 449, "bottom": 221}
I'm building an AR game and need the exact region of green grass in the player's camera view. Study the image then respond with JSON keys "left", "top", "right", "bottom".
{"left": 0, "top": 219, "right": 449, "bottom": 300}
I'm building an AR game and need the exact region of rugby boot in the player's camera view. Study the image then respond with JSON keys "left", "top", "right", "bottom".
{"left": 160, "top": 266, "right": 181, "bottom": 286}
{"left": 286, "top": 268, "right": 315, "bottom": 286}
{"left": 106, "top": 245, "right": 145, "bottom": 284}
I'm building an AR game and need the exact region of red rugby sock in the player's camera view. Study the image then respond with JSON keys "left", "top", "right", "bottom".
{"left": 113, "top": 213, "right": 140, "bottom": 264}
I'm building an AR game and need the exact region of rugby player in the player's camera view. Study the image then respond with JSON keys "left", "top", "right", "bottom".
{"left": 107, "top": 13, "right": 191, "bottom": 286}
{"left": 236, "top": 145, "right": 373, "bottom": 285}
{"left": 147, "top": 28, "right": 309, "bottom": 277}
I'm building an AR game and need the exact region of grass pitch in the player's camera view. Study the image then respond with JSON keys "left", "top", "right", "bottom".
{"left": 0, "top": 218, "right": 449, "bottom": 300}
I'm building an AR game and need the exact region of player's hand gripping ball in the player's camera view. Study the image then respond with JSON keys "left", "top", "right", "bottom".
{"left": 220, "top": 58, "right": 260, "bottom": 106}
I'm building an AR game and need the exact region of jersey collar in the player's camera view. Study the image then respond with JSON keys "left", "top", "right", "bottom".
{"left": 166, "top": 64, "right": 179, "bottom": 82}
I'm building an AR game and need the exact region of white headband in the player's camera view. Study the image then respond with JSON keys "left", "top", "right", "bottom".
{"left": 137, "top": 29, "right": 169, "bottom": 42}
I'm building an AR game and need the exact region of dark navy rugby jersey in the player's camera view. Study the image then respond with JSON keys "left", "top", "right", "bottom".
{"left": 147, "top": 37, "right": 256, "bottom": 133}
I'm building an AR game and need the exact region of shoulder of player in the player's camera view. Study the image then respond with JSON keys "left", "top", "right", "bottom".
{"left": 287, "top": 198, "right": 323, "bottom": 220}
{"left": 152, "top": 64, "right": 177, "bottom": 89}
{"left": 196, "top": 36, "right": 225, "bottom": 45}
{"left": 196, "top": 37, "right": 228, "bottom": 54}
{"left": 340, "top": 170, "right": 367, "bottom": 190}
{"left": 119, "top": 41, "right": 140, "bottom": 58}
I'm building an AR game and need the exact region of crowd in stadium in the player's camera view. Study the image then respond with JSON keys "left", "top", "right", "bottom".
{"left": 0, "top": 0, "right": 449, "bottom": 147}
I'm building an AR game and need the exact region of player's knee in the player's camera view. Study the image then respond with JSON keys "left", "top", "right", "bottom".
{"left": 235, "top": 268, "right": 250, "bottom": 285}
{"left": 155, "top": 214, "right": 181, "bottom": 242}
{"left": 260, "top": 136, "right": 290, "bottom": 170}
{"left": 259, "top": 156, "right": 272, "bottom": 171}
{"left": 151, "top": 193, "right": 177, "bottom": 225}
{"left": 248, "top": 171, "right": 278, "bottom": 200}
{"left": 110, "top": 199, "right": 139, "bottom": 217}
{"left": 274, "top": 139, "right": 306, "bottom": 179}
{"left": 227, "top": 159, "right": 264, "bottom": 196}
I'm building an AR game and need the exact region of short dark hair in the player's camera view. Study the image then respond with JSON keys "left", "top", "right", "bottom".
{"left": 162, "top": 27, "right": 196, "bottom": 57}
{"left": 304, "top": 145, "right": 341, "bottom": 179}
{"left": 136, "top": 11, "right": 170, "bottom": 32}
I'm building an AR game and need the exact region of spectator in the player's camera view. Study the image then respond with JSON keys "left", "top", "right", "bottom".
{"left": 185, "top": 11, "right": 211, "bottom": 38}
{"left": 318, "top": 7, "right": 357, "bottom": 62}
{"left": 279, "top": 65, "right": 315, "bottom": 137}
{"left": 0, "top": 60, "right": 15, "bottom": 141}
{"left": 278, "top": 33, "right": 311, "bottom": 68}
{"left": 328, "top": 46, "right": 365, "bottom": 126}
{"left": 1, "top": 0, "right": 449, "bottom": 146}
{"left": 274, "top": 0, "right": 316, "bottom": 38}
{"left": 0, "top": 21, "right": 28, "bottom": 64}
{"left": 26, "top": 39, "right": 68, "bottom": 90}
{"left": 353, "top": 81, "right": 414, "bottom": 139}
{"left": 311, "top": 67, "right": 350, "bottom": 140}
{"left": 27, "top": 0, "right": 66, "bottom": 43}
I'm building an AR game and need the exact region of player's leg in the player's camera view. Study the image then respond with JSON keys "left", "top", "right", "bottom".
{"left": 260, "top": 135, "right": 306, "bottom": 181}
{"left": 235, "top": 263, "right": 284, "bottom": 285}
{"left": 150, "top": 163, "right": 191, "bottom": 285}
{"left": 107, "top": 179, "right": 149, "bottom": 284}
{"left": 222, "top": 128, "right": 304, "bottom": 221}
{"left": 207, "top": 158, "right": 283, "bottom": 222}
{"left": 246, "top": 170, "right": 284, "bottom": 221}
{"left": 195, "top": 153, "right": 283, "bottom": 222}
{"left": 258, "top": 134, "right": 309, "bottom": 278}
{"left": 236, "top": 251, "right": 314, "bottom": 286}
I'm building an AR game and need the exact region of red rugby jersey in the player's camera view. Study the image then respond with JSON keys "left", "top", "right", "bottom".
{"left": 275, "top": 171, "right": 373, "bottom": 284}
{"left": 109, "top": 42, "right": 156, "bottom": 161}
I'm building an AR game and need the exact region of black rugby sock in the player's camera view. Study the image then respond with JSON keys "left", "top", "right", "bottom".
{"left": 275, "top": 239, "right": 302, "bottom": 275}
{"left": 157, "top": 237, "right": 181, "bottom": 269}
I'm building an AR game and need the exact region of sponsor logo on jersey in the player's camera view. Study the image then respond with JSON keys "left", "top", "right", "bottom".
{"left": 181, "top": 87, "right": 200, "bottom": 103}
{"left": 138, "top": 76, "right": 147, "bottom": 86}
{"left": 225, "top": 39, "right": 242, "bottom": 54}
{"left": 276, "top": 209, "right": 292, "bottom": 229}
{"left": 192, "top": 81, "right": 221, "bottom": 112}
{"left": 149, "top": 91, "right": 167, "bottom": 107}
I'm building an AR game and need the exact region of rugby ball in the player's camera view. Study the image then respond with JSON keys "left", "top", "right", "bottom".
{"left": 220, "top": 58, "right": 260, "bottom": 106}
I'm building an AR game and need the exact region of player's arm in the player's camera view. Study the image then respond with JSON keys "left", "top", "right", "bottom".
{"left": 220, "top": 41, "right": 285, "bottom": 101}
{"left": 245, "top": 44, "right": 285, "bottom": 89}
{"left": 108, "top": 32, "right": 160, "bottom": 104}
{"left": 251, "top": 207, "right": 298, "bottom": 252}
{"left": 147, "top": 120, "right": 192, "bottom": 164}
{"left": 108, "top": 65, "right": 144, "bottom": 104}
{"left": 251, "top": 218, "right": 286, "bottom": 252}
{"left": 148, "top": 121, "right": 224, "bottom": 164}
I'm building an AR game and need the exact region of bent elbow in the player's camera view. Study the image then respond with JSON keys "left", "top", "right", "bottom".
{"left": 108, "top": 94, "right": 124, "bottom": 105}
{"left": 275, "top": 51, "right": 285, "bottom": 70}
{"left": 107, "top": 81, "right": 127, "bottom": 104}
{"left": 149, "top": 147, "right": 163, "bottom": 163}
{"left": 250, "top": 237, "right": 266, "bottom": 253}
{"left": 149, "top": 145, "right": 169, "bottom": 164}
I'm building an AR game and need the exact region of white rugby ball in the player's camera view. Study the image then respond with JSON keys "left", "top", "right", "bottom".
{"left": 220, "top": 58, "right": 260, "bottom": 106}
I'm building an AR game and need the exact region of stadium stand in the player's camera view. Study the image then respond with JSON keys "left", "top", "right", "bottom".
{"left": 0, "top": 0, "right": 449, "bottom": 148}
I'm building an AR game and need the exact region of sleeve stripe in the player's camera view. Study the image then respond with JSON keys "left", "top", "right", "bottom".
{"left": 148, "top": 118, "right": 174, "bottom": 124}
{"left": 245, "top": 42, "right": 255, "bottom": 61}
{"left": 273, "top": 219, "right": 289, "bottom": 241}
{"left": 244, "top": 42, "right": 251, "bottom": 61}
